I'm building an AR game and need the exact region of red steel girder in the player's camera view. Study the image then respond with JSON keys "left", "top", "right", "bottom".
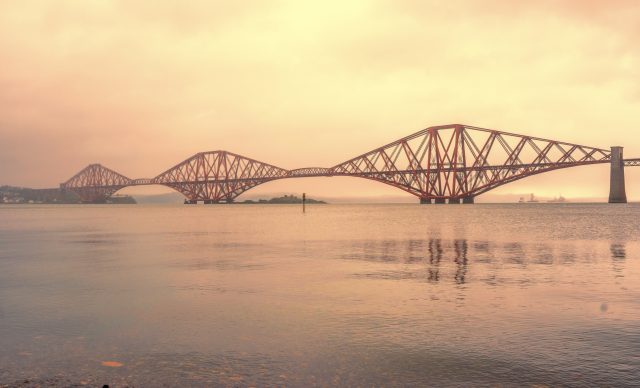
{"left": 330, "top": 124, "right": 611, "bottom": 200}
{"left": 60, "top": 164, "right": 132, "bottom": 203}
{"left": 153, "top": 151, "right": 289, "bottom": 202}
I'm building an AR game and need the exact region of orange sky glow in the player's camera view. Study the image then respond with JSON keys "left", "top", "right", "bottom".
{"left": 1, "top": 0, "right": 639, "bottom": 201}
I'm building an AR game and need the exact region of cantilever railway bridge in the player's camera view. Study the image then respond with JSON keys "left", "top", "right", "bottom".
{"left": 60, "top": 124, "right": 639, "bottom": 204}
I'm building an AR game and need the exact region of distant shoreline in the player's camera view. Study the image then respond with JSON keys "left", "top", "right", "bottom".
{"left": 1, "top": 186, "right": 326, "bottom": 205}
{"left": 0, "top": 185, "right": 136, "bottom": 204}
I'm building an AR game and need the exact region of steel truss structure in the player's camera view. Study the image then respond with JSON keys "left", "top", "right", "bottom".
{"left": 154, "top": 151, "right": 289, "bottom": 203}
{"left": 625, "top": 158, "right": 640, "bottom": 167}
{"left": 60, "top": 124, "right": 624, "bottom": 203}
{"left": 61, "top": 164, "right": 133, "bottom": 203}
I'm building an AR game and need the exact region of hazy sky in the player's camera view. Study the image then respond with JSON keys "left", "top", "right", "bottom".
{"left": 1, "top": 0, "right": 639, "bottom": 200}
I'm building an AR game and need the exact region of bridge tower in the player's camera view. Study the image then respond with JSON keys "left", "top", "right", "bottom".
{"left": 608, "top": 146, "right": 627, "bottom": 203}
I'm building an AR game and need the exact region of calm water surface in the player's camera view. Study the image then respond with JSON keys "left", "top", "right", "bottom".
{"left": 0, "top": 204, "right": 639, "bottom": 387}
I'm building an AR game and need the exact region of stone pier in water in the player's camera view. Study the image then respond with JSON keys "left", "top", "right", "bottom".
{"left": 609, "top": 146, "right": 627, "bottom": 204}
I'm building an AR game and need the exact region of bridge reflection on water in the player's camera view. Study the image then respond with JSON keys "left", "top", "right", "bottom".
{"left": 333, "top": 238, "right": 627, "bottom": 287}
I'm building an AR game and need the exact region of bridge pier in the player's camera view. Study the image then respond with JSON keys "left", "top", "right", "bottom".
{"left": 608, "top": 146, "right": 627, "bottom": 204}
{"left": 184, "top": 199, "right": 197, "bottom": 204}
{"left": 422, "top": 197, "right": 475, "bottom": 204}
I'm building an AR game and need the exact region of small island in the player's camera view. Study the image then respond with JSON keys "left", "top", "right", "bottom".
{"left": 241, "top": 194, "right": 326, "bottom": 204}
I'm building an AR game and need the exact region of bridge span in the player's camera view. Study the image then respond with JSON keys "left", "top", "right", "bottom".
{"left": 59, "top": 124, "right": 637, "bottom": 204}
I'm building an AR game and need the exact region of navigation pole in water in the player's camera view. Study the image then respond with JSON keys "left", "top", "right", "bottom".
{"left": 609, "top": 146, "right": 627, "bottom": 203}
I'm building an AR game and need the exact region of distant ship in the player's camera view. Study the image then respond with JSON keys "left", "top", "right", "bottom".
{"left": 547, "top": 195, "right": 567, "bottom": 203}
{"left": 519, "top": 193, "right": 539, "bottom": 203}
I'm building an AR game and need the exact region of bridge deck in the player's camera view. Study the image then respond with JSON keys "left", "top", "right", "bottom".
{"left": 625, "top": 158, "right": 640, "bottom": 166}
